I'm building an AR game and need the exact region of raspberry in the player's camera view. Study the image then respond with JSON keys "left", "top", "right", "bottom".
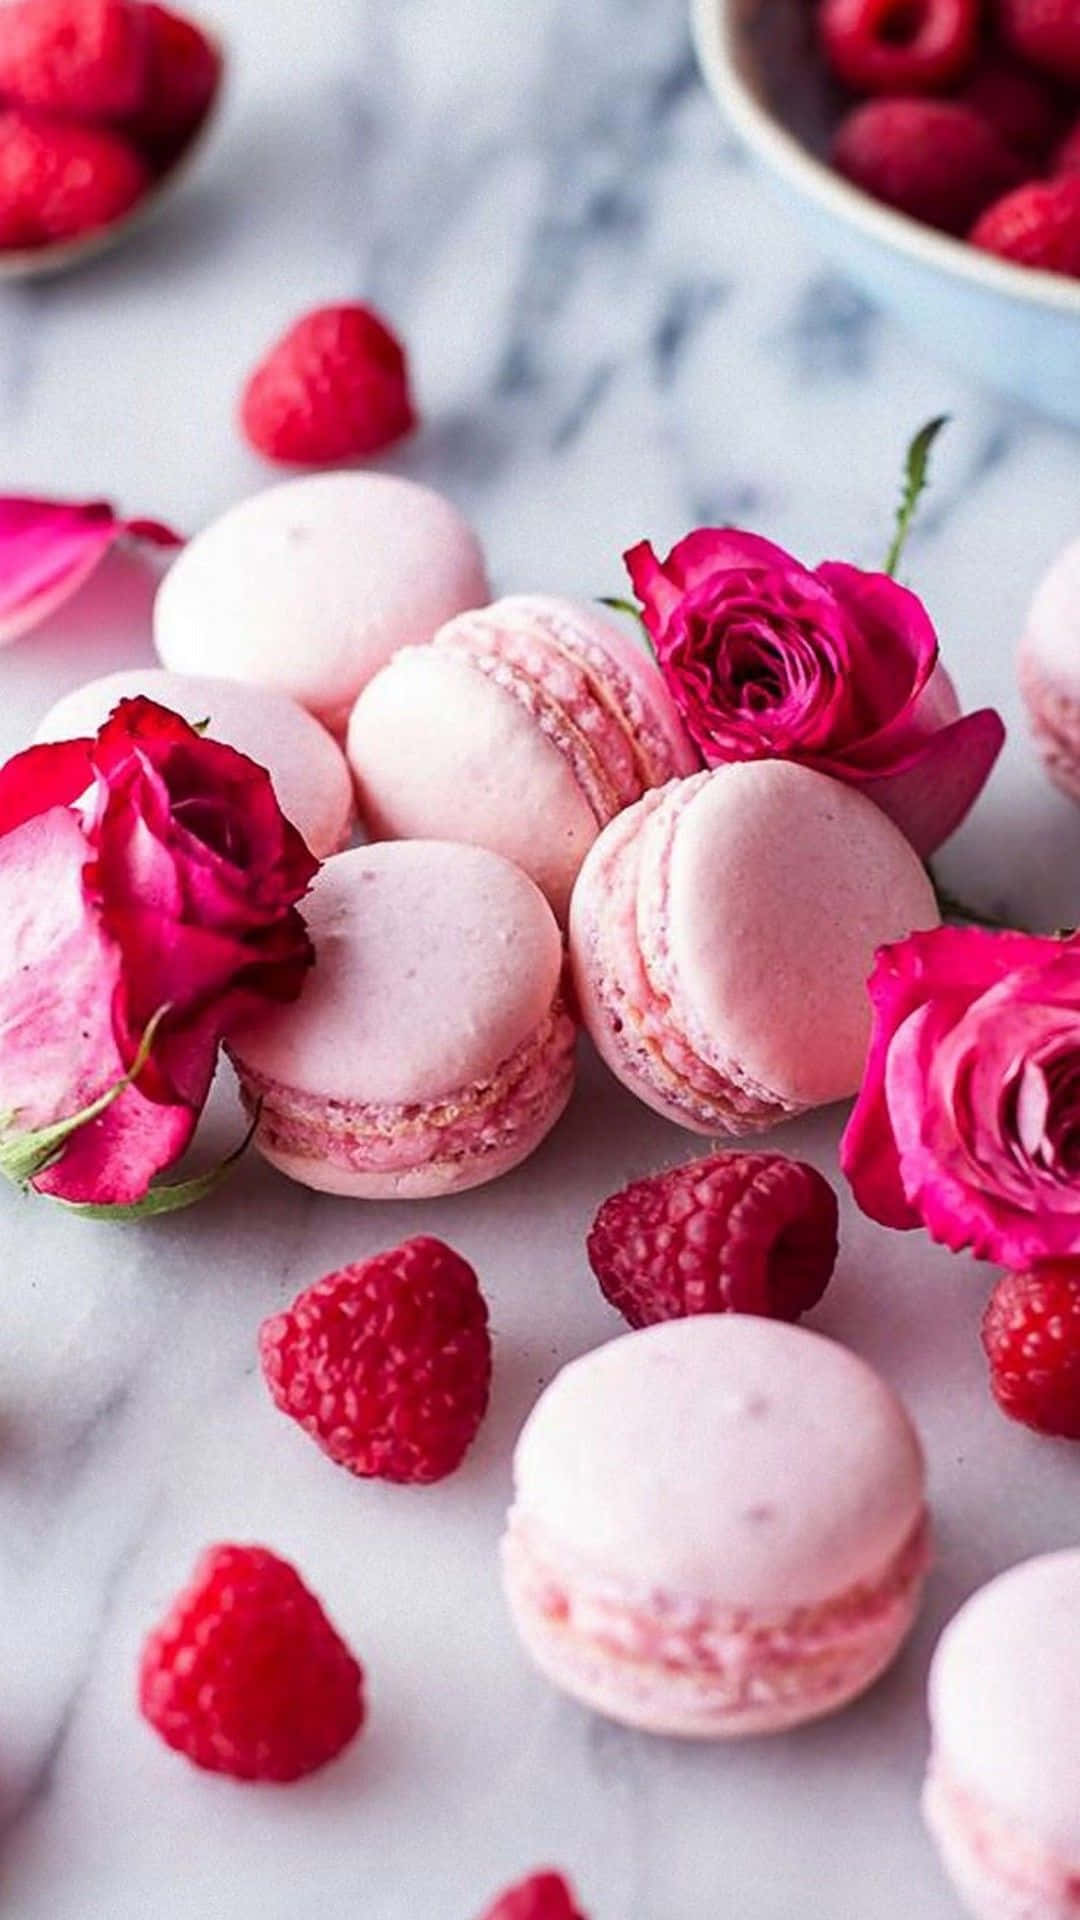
{"left": 138, "top": 1543, "right": 366, "bottom": 1781}
{"left": 817, "top": 0, "right": 979, "bottom": 94}
{"left": 587, "top": 1151, "right": 838, "bottom": 1330}
{"left": 999, "top": 0, "right": 1080, "bottom": 83}
{"left": 259, "top": 1238, "right": 492, "bottom": 1485}
{"left": 982, "top": 1265, "right": 1080, "bottom": 1439}
{"left": 1056, "top": 116, "right": 1080, "bottom": 172}
{"left": 478, "top": 1871, "right": 587, "bottom": 1920}
{"left": 830, "top": 98, "right": 1024, "bottom": 235}
{"left": 0, "top": 0, "right": 148, "bottom": 121}
{"left": 970, "top": 174, "right": 1080, "bottom": 273}
{"left": 0, "top": 108, "right": 148, "bottom": 247}
{"left": 958, "top": 54, "right": 1066, "bottom": 163}
{"left": 125, "top": 3, "right": 221, "bottom": 170}
{"left": 239, "top": 303, "right": 417, "bottom": 467}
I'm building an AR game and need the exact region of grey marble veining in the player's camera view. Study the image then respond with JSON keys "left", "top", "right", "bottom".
{"left": 0, "top": 2, "right": 1078, "bottom": 1915}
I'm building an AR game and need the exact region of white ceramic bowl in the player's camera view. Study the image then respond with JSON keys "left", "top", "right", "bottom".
{"left": 692, "top": 0, "right": 1080, "bottom": 426}
{"left": 0, "top": 27, "right": 224, "bottom": 284}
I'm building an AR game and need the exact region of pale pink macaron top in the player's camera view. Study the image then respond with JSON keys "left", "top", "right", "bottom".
{"left": 229, "top": 840, "right": 566, "bottom": 1110}
{"left": 927, "top": 1551, "right": 1080, "bottom": 1868}
{"left": 510, "top": 1316, "right": 927, "bottom": 1614}
{"left": 153, "top": 473, "right": 489, "bottom": 734}
{"left": 346, "top": 594, "right": 697, "bottom": 921}
{"left": 570, "top": 759, "right": 940, "bottom": 1133}
{"left": 33, "top": 667, "right": 354, "bottom": 859}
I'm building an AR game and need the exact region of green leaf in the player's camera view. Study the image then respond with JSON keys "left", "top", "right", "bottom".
{"left": 0, "top": 1006, "right": 170, "bottom": 1190}
{"left": 56, "top": 1108, "right": 260, "bottom": 1222}
{"left": 597, "top": 595, "right": 647, "bottom": 629}
{"left": 884, "top": 416, "right": 950, "bottom": 579}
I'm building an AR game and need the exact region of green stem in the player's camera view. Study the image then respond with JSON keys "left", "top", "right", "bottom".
{"left": 884, "top": 416, "right": 950, "bottom": 578}
{"left": 931, "top": 877, "right": 1017, "bottom": 933}
{"left": 58, "top": 1107, "right": 261, "bottom": 1221}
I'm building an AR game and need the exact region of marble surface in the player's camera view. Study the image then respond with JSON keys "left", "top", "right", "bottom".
{"left": 0, "top": 2, "right": 1079, "bottom": 1915}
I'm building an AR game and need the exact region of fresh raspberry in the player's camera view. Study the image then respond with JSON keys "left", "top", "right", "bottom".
{"left": 831, "top": 98, "right": 1024, "bottom": 236}
{"left": 587, "top": 1151, "right": 838, "bottom": 1330}
{"left": 817, "top": 0, "right": 979, "bottom": 94}
{"left": 957, "top": 54, "right": 1066, "bottom": 163}
{"left": 1056, "top": 115, "right": 1080, "bottom": 172}
{"left": 982, "top": 1265, "right": 1080, "bottom": 1439}
{"left": 999, "top": 0, "right": 1080, "bottom": 84}
{"left": 970, "top": 174, "right": 1080, "bottom": 273}
{"left": 138, "top": 1543, "right": 366, "bottom": 1781}
{"left": 239, "top": 302, "right": 417, "bottom": 467}
{"left": 259, "top": 1238, "right": 492, "bottom": 1485}
{"left": 0, "top": 0, "right": 148, "bottom": 121}
{"left": 0, "top": 108, "right": 148, "bottom": 247}
{"left": 125, "top": 3, "right": 221, "bottom": 170}
{"left": 478, "top": 1871, "right": 587, "bottom": 1920}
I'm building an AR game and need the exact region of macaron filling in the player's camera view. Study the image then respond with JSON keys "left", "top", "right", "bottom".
{"left": 489, "top": 597, "right": 693, "bottom": 789}
{"left": 1020, "top": 651, "right": 1080, "bottom": 800}
{"left": 230, "top": 999, "right": 577, "bottom": 1180}
{"left": 924, "top": 1767, "right": 1080, "bottom": 1919}
{"left": 436, "top": 600, "right": 687, "bottom": 827}
{"left": 576, "top": 789, "right": 800, "bottom": 1132}
{"left": 504, "top": 1508, "right": 929, "bottom": 1728}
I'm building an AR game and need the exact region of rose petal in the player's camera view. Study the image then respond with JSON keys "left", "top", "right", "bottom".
{"left": 846, "top": 707, "right": 1006, "bottom": 857}
{"left": 0, "top": 497, "right": 182, "bottom": 647}
{"left": 624, "top": 528, "right": 806, "bottom": 638}
{"left": 816, "top": 564, "right": 940, "bottom": 741}
{"left": 840, "top": 923, "right": 1038, "bottom": 1228}
{"left": 0, "top": 807, "right": 194, "bottom": 1206}
{"left": 0, "top": 737, "right": 93, "bottom": 838}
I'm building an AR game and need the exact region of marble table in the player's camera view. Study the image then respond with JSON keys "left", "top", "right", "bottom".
{"left": 0, "top": 1, "right": 1078, "bottom": 1914}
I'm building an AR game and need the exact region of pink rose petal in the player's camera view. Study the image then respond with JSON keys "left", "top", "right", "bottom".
{"left": 0, "top": 807, "right": 193, "bottom": 1206}
{"left": 849, "top": 707, "right": 1006, "bottom": 857}
{"left": 0, "top": 497, "right": 182, "bottom": 647}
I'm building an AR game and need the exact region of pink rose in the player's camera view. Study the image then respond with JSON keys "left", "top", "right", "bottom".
{"left": 0, "top": 698, "right": 317, "bottom": 1209}
{"left": 841, "top": 924, "right": 1080, "bottom": 1268}
{"left": 625, "top": 529, "right": 1005, "bottom": 857}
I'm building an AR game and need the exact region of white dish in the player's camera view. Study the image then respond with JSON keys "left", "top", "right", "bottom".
{"left": 692, "top": 0, "right": 1080, "bottom": 425}
{"left": 0, "top": 28, "right": 224, "bottom": 284}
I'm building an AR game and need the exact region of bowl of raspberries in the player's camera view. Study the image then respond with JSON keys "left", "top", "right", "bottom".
{"left": 0, "top": 0, "right": 222, "bottom": 276}
{"left": 692, "top": 0, "right": 1080, "bottom": 424}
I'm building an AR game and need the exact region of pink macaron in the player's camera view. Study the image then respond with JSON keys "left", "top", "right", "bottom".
{"left": 345, "top": 594, "right": 697, "bottom": 921}
{"left": 502, "top": 1315, "right": 929, "bottom": 1738}
{"left": 569, "top": 758, "right": 940, "bottom": 1135}
{"left": 227, "top": 841, "right": 576, "bottom": 1199}
{"left": 1019, "top": 536, "right": 1080, "bottom": 801}
{"left": 154, "top": 474, "right": 489, "bottom": 736}
{"left": 924, "top": 1551, "right": 1080, "bottom": 1920}
{"left": 33, "top": 667, "right": 354, "bottom": 860}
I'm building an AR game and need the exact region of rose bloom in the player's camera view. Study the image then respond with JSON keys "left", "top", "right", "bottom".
{"left": 0, "top": 698, "right": 317, "bottom": 1207}
{"left": 841, "top": 924, "right": 1080, "bottom": 1268}
{"left": 625, "top": 529, "right": 1005, "bottom": 857}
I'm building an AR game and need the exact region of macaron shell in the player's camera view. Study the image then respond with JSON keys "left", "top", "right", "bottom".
{"left": 1021, "top": 535, "right": 1080, "bottom": 703}
{"left": 228, "top": 841, "right": 566, "bottom": 1108}
{"left": 927, "top": 1551, "right": 1080, "bottom": 1866}
{"left": 347, "top": 646, "right": 600, "bottom": 922}
{"left": 569, "top": 786, "right": 801, "bottom": 1135}
{"left": 655, "top": 762, "right": 940, "bottom": 1106}
{"left": 154, "top": 473, "right": 489, "bottom": 726}
{"left": 510, "top": 1317, "right": 926, "bottom": 1611}
{"left": 33, "top": 668, "right": 354, "bottom": 858}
